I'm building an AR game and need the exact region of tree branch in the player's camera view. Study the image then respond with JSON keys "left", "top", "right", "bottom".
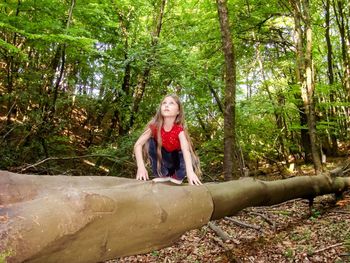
{"left": 208, "top": 221, "right": 231, "bottom": 242}
{"left": 224, "top": 216, "right": 262, "bottom": 232}
{"left": 249, "top": 211, "right": 276, "bottom": 231}
{"left": 17, "top": 154, "right": 135, "bottom": 173}
{"left": 312, "top": 242, "right": 344, "bottom": 254}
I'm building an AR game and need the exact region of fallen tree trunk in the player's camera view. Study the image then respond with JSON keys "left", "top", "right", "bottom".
{"left": 1, "top": 162, "right": 350, "bottom": 263}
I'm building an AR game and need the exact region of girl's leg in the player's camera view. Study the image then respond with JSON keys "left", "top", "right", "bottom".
{"left": 170, "top": 151, "right": 186, "bottom": 184}
{"left": 148, "top": 138, "right": 168, "bottom": 179}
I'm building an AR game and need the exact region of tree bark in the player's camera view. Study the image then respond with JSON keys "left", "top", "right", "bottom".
{"left": 289, "top": 0, "right": 322, "bottom": 172}
{"left": 0, "top": 171, "right": 213, "bottom": 263}
{"left": 106, "top": 5, "right": 132, "bottom": 138}
{"left": 332, "top": 0, "right": 350, "bottom": 134}
{"left": 216, "top": 0, "right": 238, "bottom": 180}
{"left": 303, "top": 0, "right": 322, "bottom": 172}
{"left": 5, "top": 0, "right": 22, "bottom": 126}
{"left": 324, "top": 0, "right": 339, "bottom": 155}
{"left": 128, "top": 0, "right": 167, "bottom": 130}
{"left": 49, "top": 0, "right": 75, "bottom": 119}
{"left": 207, "top": 81, "right": 224, "bottom": 114}
{"left": 332, "top": 0, "right": 350, "bottom": 100}
{"left": 1, "top": 162, "right": 350, "bottom": 263}
{"left": 255, "top": 41, "right": 288, "bottom": 164}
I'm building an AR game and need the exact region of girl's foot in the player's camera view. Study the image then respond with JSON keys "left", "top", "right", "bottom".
{"left": 152, "top": 177, "right": 170, "bottom": 183}
{"left": 169, "top": 175, "right": 183, "bottom": 185}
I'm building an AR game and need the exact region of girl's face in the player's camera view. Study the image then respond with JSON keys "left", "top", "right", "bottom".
{"left": 160, "top": 96, "right": 180, "bottom": 118}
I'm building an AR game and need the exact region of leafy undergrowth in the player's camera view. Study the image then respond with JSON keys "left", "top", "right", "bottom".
{"left": 110, "top": 191, "right": 350, "bottom": 263}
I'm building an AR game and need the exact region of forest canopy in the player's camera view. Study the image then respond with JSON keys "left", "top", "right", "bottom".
{"left": 0, "top": 0, "right": 349, "bottom": 180}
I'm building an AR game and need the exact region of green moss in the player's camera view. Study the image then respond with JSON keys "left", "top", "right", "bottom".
{"left": 284, "top": 248, "right": 294, "bottom": 258}
{"left": 0, "top": 250, "right": 12, "bottom": 263}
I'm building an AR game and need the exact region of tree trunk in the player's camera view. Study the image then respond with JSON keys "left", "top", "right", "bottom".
{"left": 128, "top": 0, "right": 167, "bottom": 130}
{"left": 5, "top": 0, "right": 22, "bottom": 126}
{"left": 1, "top": 163, "right": 350, "bottom": 263}
{"left": 47, "top": 0, "right": 75, "bottom": 120}
{"left": 332, "top": 0, "right": 350, "bottom": 135}
{"left": 324, "top": 0, "right": 339, "bottom": 155}
{"left": 302, "top": 0, "right": 322, "bottom": 172}
{"left": 289, "top": 0, "right": 322, "bottom": 172}
{"left": 332, "top": 0, "right": 350, "bottom": 100}
{"left": 207, "top": 81, "right": 224, "bottom": 114}
{"left": 195, "top": 112, "right": 211, "bottom": 140}
{"left": 106, "top": 6, "right": 132, "bottom": 138}
{"left": 288, "top": 0, "right": 312, "bottom": 163}
{"left": 216, "top": 0, "right": 238, "bottom": 180}
{"left": 255, "top": 41, "right": 289, "bottom": 164}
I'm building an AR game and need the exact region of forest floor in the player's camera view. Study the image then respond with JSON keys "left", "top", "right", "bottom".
{"left": 110, "top": 159, "right": 350, "bottom": 263}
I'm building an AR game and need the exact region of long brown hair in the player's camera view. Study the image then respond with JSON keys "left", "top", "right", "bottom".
{"left": 144, "top": 94, "right": 201, "bottom": 177}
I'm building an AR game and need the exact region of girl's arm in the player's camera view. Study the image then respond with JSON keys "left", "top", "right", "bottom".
{"left": 134, "top": 129, "right": 152, "bottom": 181}
{"left": 179, "top": 131, "right": 202, "bottom": 185}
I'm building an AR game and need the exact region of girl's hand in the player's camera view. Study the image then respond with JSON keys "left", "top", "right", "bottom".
{"left": 136, "top": 166, "right": 149, "bottom": 181}
{"left": 187, "top": 172, "right": 202, "bottom": 186}
{"left": 134, "top": 129, "right": 152, "bottom": 181}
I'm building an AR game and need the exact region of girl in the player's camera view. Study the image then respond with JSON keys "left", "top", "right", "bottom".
{"left": 134, "top": 94, "right": 202, "bottom": 185}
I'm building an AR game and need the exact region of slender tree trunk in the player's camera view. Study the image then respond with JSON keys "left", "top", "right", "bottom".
{"left": 6, "top": 58, "right": 14, "bottom": 125}
{"left": 207, "top": 81, "right": 224, "bottom": 114}
{"left": 106, "top": 8, "right": 131, "bottom": 138}
{"left": 49, "top": 0, "right": 75, "bottom": 119}
{"left": 5, "top": 0, "right": 21, "bottom": 125}
{"left": 216, "top": 0, "right": 238, "bottom": 180}
{"left": 35, "top": 0, "right": 76, "bottom": 157}
{"left": 195, "top": 112, "right": 211, "bottom": 140}
{"left": 128, "top": 0, "right": 167, "bottom": 130}
{"left": 332, "top": 0, "right": 350, "bottom": 98}
{"left": 289, "top": 0, "right": 313, "bottom": 163}
{"left": 332, "top": 0, "right": 350, "bottom": 134}
{"left": 41, "top": 0, "right": 75, "bottom": 123}
{"left": 303, "top": 0, "right": 322, "bottom": 172}
{"left": 324, "top": 0, "right": 339, "bottom": 155}
{"left": 255, "top": 42, "right": 288, "bottom": 163}
{"left": 290, "top": 0, "right": 322, "bottom": 172}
